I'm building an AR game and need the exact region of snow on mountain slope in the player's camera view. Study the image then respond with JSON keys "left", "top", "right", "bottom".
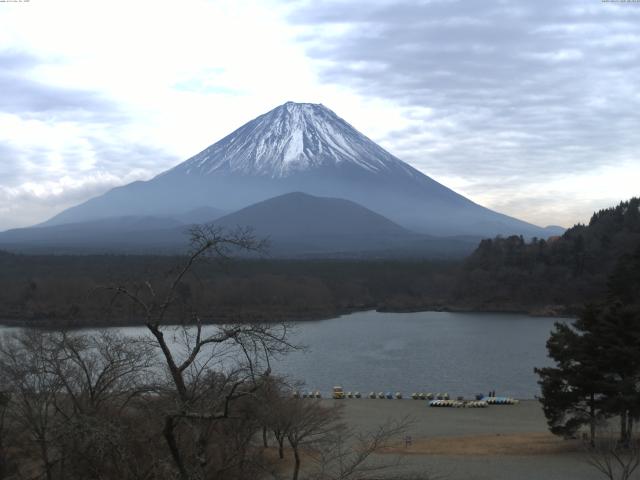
{"left": 165, "top": 102, "right": 419, "bottom": 178}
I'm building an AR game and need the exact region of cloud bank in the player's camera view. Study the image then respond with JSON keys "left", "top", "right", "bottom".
{"left": 289, "top": 0, "right": 640, "bottom": 226}
{"left": 0, "top": 50, "right": 178, "bottom": 229}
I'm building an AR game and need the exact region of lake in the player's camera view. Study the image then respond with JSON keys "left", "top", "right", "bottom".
{"left": 275, "top": 310, "right": 563, "bottom": 399}
{"left": 0, "top": 310, "right": 565, "bottom": 399}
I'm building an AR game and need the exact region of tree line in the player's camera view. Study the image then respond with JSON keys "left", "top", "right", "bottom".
{"left": 0, "top": 254, "right": 457, "bottom": 328}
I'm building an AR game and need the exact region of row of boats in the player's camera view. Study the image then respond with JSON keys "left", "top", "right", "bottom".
{"left": 410, "top": 392, "right": 451, "bottom": 400}
{"left": 429, "top": 400, "right": 488, "bottom": 408}
{"left": 429, "top": 397, "right": 519, "bottom": 407}
{"left": 292, "top": 391, "right": 323, "bottom": 399}
{"left": 300, "top": 387, "right": 518, "bottom": 405}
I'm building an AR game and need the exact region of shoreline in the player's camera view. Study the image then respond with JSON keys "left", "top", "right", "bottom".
{"left": 0, "top": 303, "right": 575, "bottom": 330}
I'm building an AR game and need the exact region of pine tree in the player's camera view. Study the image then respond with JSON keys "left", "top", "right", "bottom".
{"left": 536, "top": 246, "right": 640, "bottom": 445}
{"left": 535, "top": 315, "right": 607, "bottom": 445}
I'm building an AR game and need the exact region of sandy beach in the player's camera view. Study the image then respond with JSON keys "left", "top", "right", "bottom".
{"left": 320, "top": 399, "right": 604, "bottom": 480}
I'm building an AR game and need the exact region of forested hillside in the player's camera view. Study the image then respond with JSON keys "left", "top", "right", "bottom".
{"left": 454, "top": 198, "right": 640, "bottom": 314}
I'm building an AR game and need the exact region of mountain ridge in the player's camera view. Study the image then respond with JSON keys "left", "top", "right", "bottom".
{"left": 214, "top": 191, "right": 410, "bottom": 239}
{"left": 34, "top": 101, "right": 563, "bottom": 238}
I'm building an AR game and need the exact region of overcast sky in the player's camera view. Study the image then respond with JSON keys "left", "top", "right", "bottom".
{"left": 1, "top": 0, "right": 639, "bottom": 230}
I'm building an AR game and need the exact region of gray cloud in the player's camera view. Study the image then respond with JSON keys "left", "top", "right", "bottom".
{"left": 0, "top": 50, "right": 179, "bottom": 230}
{"left": 289, "top": 0, "right": 640, "bottom": 215}
{"left": 0, "top": 51, "right": 123, "bottom": 121}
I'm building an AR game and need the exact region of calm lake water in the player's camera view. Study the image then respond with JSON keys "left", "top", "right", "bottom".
{"left": 275, "top": 311, "right": 563, "bottom": 399}
{"left": 0, "top": 311, "right": 565, "bottom": 399}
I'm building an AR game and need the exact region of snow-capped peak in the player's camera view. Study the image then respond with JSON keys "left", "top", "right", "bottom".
{"left": 167, "top": 102, "right": 416, "bottom": 178}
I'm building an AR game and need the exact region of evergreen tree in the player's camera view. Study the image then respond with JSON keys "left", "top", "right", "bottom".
{"left": 536, "top": 247, "right": 640, "bottom": 445}
{"left": 535, "top": 315, "right": 607, "bottom": 445}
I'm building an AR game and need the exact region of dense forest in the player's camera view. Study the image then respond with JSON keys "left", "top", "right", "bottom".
{"left": 455, "top": 197, "right": 640, "bottom": 315}
{"left": 0, "top": 253, "right": 458, "bottom": 327}
{"left": 0, "top": 198, "right": 638, "bottom": 327}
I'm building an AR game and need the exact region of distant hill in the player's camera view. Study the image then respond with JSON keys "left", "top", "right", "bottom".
{"left": 0, "top": 207, "right": 225, "bottom": 254}
{"left": 453, "top": 197, "right": 640, "bottom": 314}
{"left": 0, "top": 192, "right": 479, "bottom": 258}
{"left": 216, "top": 191, "right": 408, "bottom": 237}
{"left": 213, "top": 192, "right": 479, "bottom": 257}
{"left": 0, "top": 216, "right": 187, "bottom": 254}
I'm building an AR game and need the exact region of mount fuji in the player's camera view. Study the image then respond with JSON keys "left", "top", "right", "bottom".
{"left": 5, "top": 101, "right": 562, "bottom": 253}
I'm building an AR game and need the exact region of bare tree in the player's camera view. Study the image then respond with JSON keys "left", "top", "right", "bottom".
{"left": 46, "top": 331, "right": 159, "bottom": 480}
{"left": 284, "top": 399, "right": 343, "bottom": 480}
{"left": 0, "top": 329, "right": 163, "bottom": 480}
{"left": 309, "top": 416, "right": 412, "bottom": 480}
{"left": 0, "top": 391, "right": 10, "bottom": 480}
{"left": 586, "top": 434, "right": 640, "bottom": 480}
{"left": 262, "top": 396, "right": 412, "bottom": 480}
{"left": 0, "top": 330, "right": 63, "bottom": 480}
{"left": 106, "top": 224, "right": 296, "bottom": 480}
{"left": 272, "top": 401, "right": 290, "bottom": 461}
{"left": 44, "top": 330, "right": 157, "bottom": 415}
{"left": 253, "top": 375, "right": 294, "bottom": 458}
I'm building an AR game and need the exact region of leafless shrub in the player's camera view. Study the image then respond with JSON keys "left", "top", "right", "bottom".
{"left": 308, "top": 416, "right": 413, "bottom": 480}
{"left": 0, "top": 330, "right": 64, "bottom": 480}
{"left": 585, "top": 429, "right": 640, "bottom": 480}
